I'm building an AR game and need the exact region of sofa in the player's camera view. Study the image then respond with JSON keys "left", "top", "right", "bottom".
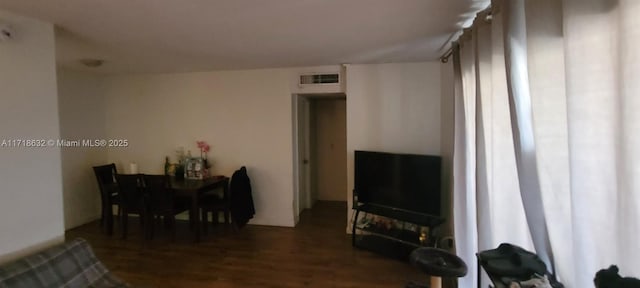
{"left": 0, "top": 238, "right": 129, "bottom": 288}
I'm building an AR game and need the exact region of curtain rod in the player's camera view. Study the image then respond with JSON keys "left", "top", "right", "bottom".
{"left": 440, "top": 48, "right": 454, "bottom": 63}
{"left": 439, "top": 6, "right": 493, "bottom": 63}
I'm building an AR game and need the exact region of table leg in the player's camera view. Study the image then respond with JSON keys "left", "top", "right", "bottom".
{"left": 192, "top": 194, "right": 200, "bottom": 242}
{"left": 107, "top": 211, "right": 113, "bottom": 235}
{"left": 104, "top": 200, "right": 114, "bottom": 236}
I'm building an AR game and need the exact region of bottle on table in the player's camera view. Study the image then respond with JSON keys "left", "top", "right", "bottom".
{"left": 164, "top": 156, "right": 170, "bottom": 175}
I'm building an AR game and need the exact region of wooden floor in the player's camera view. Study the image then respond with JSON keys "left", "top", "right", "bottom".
{"left": 66, "top": 201, "right": 427, "bottom": 287}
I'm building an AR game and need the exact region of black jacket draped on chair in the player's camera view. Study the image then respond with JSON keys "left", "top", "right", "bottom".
{"left": 230, "top": 166, "right": 255, "bottom": 228}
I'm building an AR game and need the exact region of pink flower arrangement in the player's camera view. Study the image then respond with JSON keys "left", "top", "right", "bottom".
{"left": 197, "top": 140, "right": 211, "bottom": 161}
{"left": 196, "top": 140, "right": 211, "bottom": 173}
{"left": 196, "top": 140, "right": 210, "bottom": 154}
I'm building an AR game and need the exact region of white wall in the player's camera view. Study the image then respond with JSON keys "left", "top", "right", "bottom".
{"left": 51, "top": 61, "right": 442, "bottom": 231}
{"left": 57, "top": 69, "right": 107, "bottom": 229}
{"left": 0, "top": 10, "right": 64, "bottom": 262}
{"left": 345, "top": 62, "right": 442, "bottom": 229}
{"left": 102, "top": 69, "right": 295, "bottom": 227}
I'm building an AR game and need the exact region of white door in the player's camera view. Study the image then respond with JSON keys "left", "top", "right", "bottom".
{"left": 299, "top": 96, "right": 312, "bottom": 210}
{"left": 312, "top": 98, "right": 347, "bottom": 201}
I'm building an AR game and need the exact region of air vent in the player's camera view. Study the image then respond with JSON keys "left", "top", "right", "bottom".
{"left": 299, "top": 73, "right": 340, "bottom": 85}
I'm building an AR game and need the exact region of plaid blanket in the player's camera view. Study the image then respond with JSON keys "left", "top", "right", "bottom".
{"left": 0, "top": 238, "right": 129, "bottom": 288}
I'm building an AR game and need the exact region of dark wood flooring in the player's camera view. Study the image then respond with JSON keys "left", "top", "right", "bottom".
{"left": 66, "top": 201, "right": 427, "bottom": 287}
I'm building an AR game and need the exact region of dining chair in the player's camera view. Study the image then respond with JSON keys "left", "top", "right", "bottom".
{"left": 142, "top": 174, "right": 189, "bottom": 240}
{"left": 115, "top": 174, "right": 149, "bottom": 240}
{"left": 200, "top": 180, "right": 232, "bottom": 234}
{"left": 92, "top": 163, "right": 120, "bottom": 235}
{"left": 228, "top": 166, "right": 255, "bottom": 229}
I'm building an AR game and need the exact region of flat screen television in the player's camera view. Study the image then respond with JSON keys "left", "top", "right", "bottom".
{"left": 354, "top": 150, "right": 441, "bottom": 216}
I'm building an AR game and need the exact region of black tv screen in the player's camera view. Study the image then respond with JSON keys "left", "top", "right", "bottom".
{"left": 354, "top": 150, "right": 441, "bottom": 216}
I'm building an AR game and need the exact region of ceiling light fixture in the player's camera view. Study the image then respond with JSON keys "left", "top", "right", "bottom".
{"left": 0, "top": 22, "right": 13, "bottom": 42}
{"left": 79, "top": 58, "right": 105, "bottom": 67}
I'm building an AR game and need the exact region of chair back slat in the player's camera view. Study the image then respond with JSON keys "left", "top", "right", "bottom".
{"left": 115, "top": 174, "right": 145, "bottom": 213}
{"left": 93, "top": 164, "right": 118, "bottom": 196}
{"left": 142, "top": 175, "right": 174, "bottom": 212}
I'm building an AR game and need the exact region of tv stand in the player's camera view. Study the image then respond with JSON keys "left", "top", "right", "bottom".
{"left": 352, "top": 203, "right": 445, "bottom": 260}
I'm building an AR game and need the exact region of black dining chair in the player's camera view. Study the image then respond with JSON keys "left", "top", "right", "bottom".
{"left": 93, "top": 163, "right": 120, "bottom": 235}
{"left": 115, "top": 174, "right": 149, "bottom": 239}
{"left": 142, "top": 174, "right": 189, "bottom": 240}
{"left": 228, "top": 166, "right": 255, "bottom": 229}
{"left": 200, "top": 166, "right": 255, "bottom": 233}
{"left": 199, "top": 182, "right": 231, "bottom": 234}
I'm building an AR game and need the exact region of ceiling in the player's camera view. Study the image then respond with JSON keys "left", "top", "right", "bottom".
{"left": 0, "top": 0, "right": 488, "bottom": 74}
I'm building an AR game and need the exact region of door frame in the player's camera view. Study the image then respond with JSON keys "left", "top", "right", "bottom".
{"left": 292, "top": 94, "right": 311, "bottom": 225}
{"left": 292, "top": 93, "right": 346, "bottom": 225}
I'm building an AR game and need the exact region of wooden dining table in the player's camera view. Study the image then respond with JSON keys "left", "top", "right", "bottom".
{"left": 170, "top": 175, "right": 229, "bottom": 242}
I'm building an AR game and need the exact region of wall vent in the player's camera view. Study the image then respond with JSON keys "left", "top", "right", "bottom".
{"left": 299, "top": 73, "right": 340, "bottom": 85}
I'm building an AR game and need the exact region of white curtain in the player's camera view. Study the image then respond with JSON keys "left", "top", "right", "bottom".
{"left": 453, "top": 7, "right": 533, "bottom": 288}
{"left": 560, "top": 0, "right": 640, "bottom": 286}
{"left": 521, "top": 0, "right": 575, "bottom": 284}
{"left": 453, "top": 0, "right": 640, "bottom": 287}
{"left": 502, "top": 0, "right": 555, "bottom": 270}
{"left": 482, "top": 4, "right": 533, "bottom": 252}
{"left": 453, "top": 31, "right": 479, "bottom": 288}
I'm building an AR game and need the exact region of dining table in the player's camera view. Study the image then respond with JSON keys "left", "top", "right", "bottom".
{"left": 170, "top": 175, "right": 229, "bottom": 242}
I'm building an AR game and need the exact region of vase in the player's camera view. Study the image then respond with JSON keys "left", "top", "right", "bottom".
{"left": 202, "top": 159, "right": 209, "bottom": 178}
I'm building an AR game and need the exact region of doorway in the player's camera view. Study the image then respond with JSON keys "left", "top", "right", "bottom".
{"left": 293, "top": 93, "right": 347, "bottom": 225}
